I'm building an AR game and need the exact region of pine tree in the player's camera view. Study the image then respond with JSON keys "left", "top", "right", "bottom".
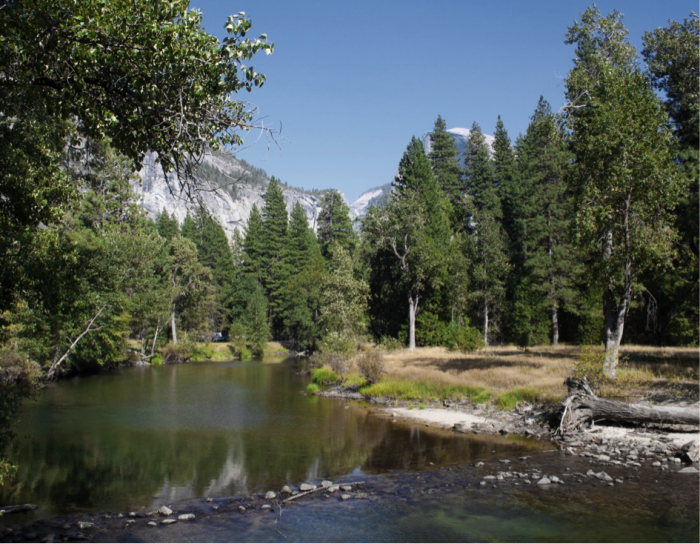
{"left": 155, "top": 209, "right": 180, "bottom": 241}
{"left": 278, "top": 244, "right": 326, "bottom": 349}
{"left": 427, "top": 115, "right": 460, "bottom": 225}
{"left": 463, "top": 122, "right": 509, "bottom": 345}
{"left": 242, "top": 204, "right": 265, "bottom": 283}
{"left": 515, "top": 97, "right": 577, "bottom": 346}
{"left": 198, "top": 215, "right": 235, "bottom": 288}
{"left": 463, "top": 122, "right": 500, "bottom": 216}
{"left": 317, "top": 190, "right": 357, "bottom": 259}
{"left": 260, "top": 177, "right": 289, "bottom": 325}
{"left": 394, "top": 136, "right": 451, "bottom": 245}
{"left": 181, "top": 212, "right": 197, "bottom": 243}
{"left": 285, "top": 201, "right": 317, "bottom": 276}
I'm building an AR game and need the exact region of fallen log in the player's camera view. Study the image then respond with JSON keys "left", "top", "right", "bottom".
{"left": 558, "top": 377, "right": 700, "bottom": 433}
{"left": 0, "top": 504, "right": 38, "bottom": 515}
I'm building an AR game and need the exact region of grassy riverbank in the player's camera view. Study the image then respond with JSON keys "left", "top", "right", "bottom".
{"left": 310, "top": 345, "right": 699, "bottom": 410}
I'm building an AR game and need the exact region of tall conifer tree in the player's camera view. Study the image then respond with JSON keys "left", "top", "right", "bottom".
{"left": 515, "top": 98, "right": 576, "bottom": 345}
{"left": 317, "top": 190, "right": 356, "bottom": 259}
{"left": 260, "top": 177, "right": 289, "bottom": 325}
{"left": 427, "top": 115, "right": 460, "bottom": 226}
{"left": 462, "top": 122, "right": 509, "bottom": 345}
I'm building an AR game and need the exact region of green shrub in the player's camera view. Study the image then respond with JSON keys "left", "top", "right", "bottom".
{"left": 377, "top": 336, "right": 404, "bottom": 351}
{"left": 442, "top": 322, "right": 484, "bottom": 352}
{"left": 306, "top": 383, "right": 320, "bottom": 395}
{"left": 151, "top": 355, "right": 164, "bottom": 365}
{"left": 162, "top": 340, "right": 194, "bottom": 364}
{"left": 319, "top": 331, "right": 356, "bottom": 359}
{"left": 355, "top": 351, "right": 385, "bottom": 384}
{"left": 311, "top": 366, "right": 340, "bottom": 385}
{"left": 573, "top": 346, "right": 607, "bottom": 384}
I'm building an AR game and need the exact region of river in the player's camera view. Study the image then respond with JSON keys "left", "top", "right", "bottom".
{"left": 1, "top": 360, "right": 697, "bottom": 542}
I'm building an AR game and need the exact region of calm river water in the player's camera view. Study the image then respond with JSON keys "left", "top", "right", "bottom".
{"left": 1, "top": 360, "right": 697, "bottom": 542}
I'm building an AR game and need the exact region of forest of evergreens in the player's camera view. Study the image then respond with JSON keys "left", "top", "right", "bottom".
{"left": 0, "top": 2, "right": 697, "bottom": 483}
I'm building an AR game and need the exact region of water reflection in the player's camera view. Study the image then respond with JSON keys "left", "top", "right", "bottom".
{"left": 2, "top": 361, "right": 547, "bottom": 519}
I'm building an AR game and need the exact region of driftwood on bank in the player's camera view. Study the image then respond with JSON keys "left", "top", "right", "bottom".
{"left": 558, "top": 377, "right": 700, "bottom": 434}
{"left": 0, "top": 504, "right": 38, "bottom": 515}
{"left": 282, "top": 481, "right": 365, "bottom": 503}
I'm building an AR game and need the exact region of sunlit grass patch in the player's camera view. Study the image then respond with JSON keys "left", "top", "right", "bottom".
{"left": 306, "top": 383, "right": 320, "bottom": 395}
{"left": 311, "top": 366, "right": 340, "bottom": 385}
{"left": 358, "top": 378, "right": 492, "bottom": 403}
{"left": 496, "top": 387, "right": 541, "bottom": 411}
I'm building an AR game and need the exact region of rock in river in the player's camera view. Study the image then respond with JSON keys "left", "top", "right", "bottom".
{"left": 300, "top": 483, "right": 317, "bottom": 492}
{"left": 265, "top": 491, "right": 277, "bottom": 500}
{"left": 159, "top": 506, "right": 173, "bottom": 516}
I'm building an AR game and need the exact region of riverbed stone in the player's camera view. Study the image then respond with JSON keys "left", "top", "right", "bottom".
{"left": 341, "top": 485, "right": 352, "bottom": 491}
{"left": 300, "top": 483, "right": 316, "bottom": 492}
{"left": 265, "top": 491, "right": 277, "bottom": 500}
{"left": 77, "top": 522, "right": 93, "bottom": 530}
{"left": 178, "top": 513, "right": 195, "bottom": 521}
{"left": 537, "top": 477, "right": 551, "bottom": 485}
{"left": 341, "top": 494, "right": 352, "bottom": 501}
{"left": 652, "top": 461, "right": 661, "bottom": 467}
{"left": 355, "top": 493, "right": 368, "bottom": 499}
{"left": 158, "top": 506, "right": 173, "bottom": 516}
{"left": 595, "top": 471, "right": 613, "bottom": 481}
{"left": 678, "top": 467, "right": 699, "bottom": 473}
{"left": 321, "top": 480, "right": 333, "bottom": 487}
{"left": 681, "top": 441, "right": 700, "bottom": 463}
{"left": 147, "top": 522, "right": 157, "bottom": 527}
{"left": 281, "top": 486, "right": 292, "bottom": 494}
{"left": 261, "top": 505, "right": 271, "bottom": 510}
{"left": 161, "top": 519, "right": 177, "bottom": 525}
{"left": 327, "top": 485, "right": 339, "bottom": 492}
{"left": 238, "top": 506, "right": 246, "bottom": 512}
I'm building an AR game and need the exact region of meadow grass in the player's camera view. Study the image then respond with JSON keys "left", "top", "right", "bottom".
{"left": 358, "top": 378, "right": 492, "bottom": 403}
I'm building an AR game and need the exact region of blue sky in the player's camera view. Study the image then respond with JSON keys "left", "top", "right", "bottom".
{"left": 191, "top": 1, "right": 696, "bottom": 203}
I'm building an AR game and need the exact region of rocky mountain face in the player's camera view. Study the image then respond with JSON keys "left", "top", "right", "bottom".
{"left": 136, "top": 127, "right": 492, "bottom": 238}
{"left": 349, "top": 183, "right": 392, "bottom": 222}
{"left": 137, "top": 151, "right": 326, "bottom": 238}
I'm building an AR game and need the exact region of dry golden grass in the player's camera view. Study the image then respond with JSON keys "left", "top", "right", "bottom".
{"left": 377, "top": 344, "right": 698, "bottom": 400}
{"left": 379, "top": 345, "right": 574, "bottom": 398}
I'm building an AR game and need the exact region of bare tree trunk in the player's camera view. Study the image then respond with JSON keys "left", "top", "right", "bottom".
{"left": 46, "top": 304, "right": 107, "bottom": 380}
{"left": 551, "top": 300, "right": 559, "bottom": 346}
{"left": 602, "top": 274, "right": 632, "bottom": 379}
{"left": 171, "top": 308, "right": 178, "bottom": 346}
{"left": 150, "top": 322, "right": 160, "bottom": 358}
{"left": 140, "top": 327, "right": 147, "bottom": 357}
{"left": 408, "top": 294, "right": 417, "bottom": 350}
{"left": 483, "top": 302, "right": 489, "bottom": 346}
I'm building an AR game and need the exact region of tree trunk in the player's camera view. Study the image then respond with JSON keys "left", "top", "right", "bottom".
{"left": 551, "top": 300, "right": 559, "bottom": 346}
{"left": 559, "top": 378, "right": 699, "bottom": 432}
{"left": 408, "top": 295, "right": 417, "bottom": 350}
{"left": 483, "top": 302, "right": 489, "bottom": 346}
{"left": 150, "top": 322, "right": 160, "bottom": 358}
{"left": 171, "top": 308, "right": 178, "bottom": 346}
{"left": 602, "top": 276, "right": 632, "bottom": 379}
{"left": 140, "top": 328, "right": 147, "bottom": 357}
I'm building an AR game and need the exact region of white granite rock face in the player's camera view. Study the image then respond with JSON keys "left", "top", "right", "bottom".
{"left": 136, "top": 152, "right": 324, "bottom": 238}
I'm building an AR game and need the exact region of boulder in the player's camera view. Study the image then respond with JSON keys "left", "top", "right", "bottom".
{"left": 178, "top": 513, "right": 195, "bottom": 521}
{"left": 321, "top": 480, "right": 333, "bottom": 488}
{"left": 265, "top": 491, "right": 277, "bottom": 500}
{"left": 161, "top": 519, "right": 177, "bottom": 525}
{"left": 159, "top": 506, "right": 173, "bottom": 516}
{"left": 299, "top": 483, "right": 316, "bottom": 492}
{"left": 680, "top": 440, "right": 700, "bottom": 463}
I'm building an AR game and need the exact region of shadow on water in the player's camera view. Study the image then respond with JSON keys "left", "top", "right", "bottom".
{"left": 0, "top": 360, "right": 546, "bottom": 525}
